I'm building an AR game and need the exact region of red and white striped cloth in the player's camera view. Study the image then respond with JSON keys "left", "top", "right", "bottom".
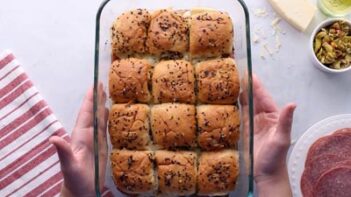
{"left": 0, "top": 51, "right": 112, "bottom": 197}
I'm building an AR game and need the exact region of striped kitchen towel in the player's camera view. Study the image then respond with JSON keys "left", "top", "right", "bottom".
{"left": 0, "top": 51, "right": 112, "bottom": 197}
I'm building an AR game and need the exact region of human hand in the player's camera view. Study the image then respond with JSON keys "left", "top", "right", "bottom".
{"left": 241, "top": 75, "right": 296, "bottom": 197}
{"left": 49, "top": 83, "right": 109, "bottom": 197}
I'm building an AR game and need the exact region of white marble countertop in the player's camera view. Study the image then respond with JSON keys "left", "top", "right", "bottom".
{"left": 247, "top": 0, "right": 351, "bottom": 145}
{"left": 1, "top": 0, "right": 351, "bottom": 146}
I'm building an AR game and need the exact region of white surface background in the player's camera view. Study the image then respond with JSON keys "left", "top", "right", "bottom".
{"left": 247, "top": 0, "right": 351, "bottom": 144}
{"left": 1, "top": 0, "right": 351, "bottom": 178}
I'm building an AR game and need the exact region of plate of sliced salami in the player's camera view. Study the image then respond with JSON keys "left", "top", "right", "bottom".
{"left": 288, "top": 114, "right": 351, "bottom": 197}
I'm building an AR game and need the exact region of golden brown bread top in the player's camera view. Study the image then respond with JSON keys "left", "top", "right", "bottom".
{"left": 108, "top": 104, "right": 150, "bottom": 150}
{"left": 151, "top": 104, "right": 196, "bottom": 149}
{"left": 152, "top": 60, "right": 195, "bottom": 104}
{"left": 198, "top": 150, "right": 239, "bottom": 195}
{"left": 111, "top": 9, "right": 150, "bottom": 56}
{"left": 146, "top": 9, "right": 189, "bottom": 57}
{"left": 196, "top": 58, "right": 240, "bottom": 104}
{"left": 197, "top": 105, "right": 240, "bottom": 150}
{"left": 109, "top": 58, "right": 151, "bottom": 103}
{"left": 155, "top": 150, "right": 197, "bottom": 195}
{"left": 110, "top": 150, "right": 155, "bottom": 194}
{"left": 108, "top": 8, "right": 240, "bottom": 195}
{"left": 190, "top": 10, "right": 233, "bottom": 58}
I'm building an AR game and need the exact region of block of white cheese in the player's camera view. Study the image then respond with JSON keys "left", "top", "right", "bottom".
{"left": 267, "top": 0, "right": 317, "bottom": 32}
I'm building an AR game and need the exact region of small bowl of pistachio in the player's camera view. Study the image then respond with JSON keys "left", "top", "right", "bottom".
{"left": 311, "top": 19, "right": 351, "bottom": 73}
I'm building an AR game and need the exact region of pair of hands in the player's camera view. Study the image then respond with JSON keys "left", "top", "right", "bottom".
{"left": 50, "top": 76, "right": 295, "bottom": 197}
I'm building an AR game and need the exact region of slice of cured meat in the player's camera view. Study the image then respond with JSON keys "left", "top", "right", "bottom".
{"left": 301, "top": 156, "right": 351, "bottom": 197}
{"left": 301, "top": 154, "right": 348, "bottom": 197}
{"left": 333, "top": 128, "right": 351, "bottom": 135}
{"left": 305, "top": 132, "right": 351, "bottom": 162}
{"left": 313, "top": 166, "right": 351, "bottom": 197}
{"left": 301, "top": 128, "right": 351, "bottom": 197}
{"left": 301, "top": 171, "right": 315, "bottom": 197}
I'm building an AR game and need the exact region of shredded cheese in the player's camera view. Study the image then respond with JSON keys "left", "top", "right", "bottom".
{"left": 254, "top": 8, "right": 268, "bottom": 17}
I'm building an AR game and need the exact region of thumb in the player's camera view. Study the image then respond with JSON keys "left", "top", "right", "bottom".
{"left": 49, "top": 136, "right": 74, "bottom": 172}
{"left": 275, "top": 103, "right": 296, "bottom": 146}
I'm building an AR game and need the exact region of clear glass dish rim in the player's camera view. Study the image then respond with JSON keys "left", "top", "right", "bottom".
{"left": 93, "top": 0, "right": 254, "bottom": 196}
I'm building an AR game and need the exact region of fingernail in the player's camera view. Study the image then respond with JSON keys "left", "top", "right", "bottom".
{"left": 288, "top": 103, "right": 297, "bottom": 110}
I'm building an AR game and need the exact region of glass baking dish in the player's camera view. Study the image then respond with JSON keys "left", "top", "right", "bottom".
{"left": 93, "top": 0, "right": 254, "bottom": 196}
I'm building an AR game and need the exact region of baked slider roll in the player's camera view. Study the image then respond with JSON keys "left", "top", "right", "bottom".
{"left": 152, "top": 60, "right": 195, "bottom": 104}
{"left": 196, "top": 58, "right": 240, "bottom": 104}
{"left": 110, "top": 150, "right": 156, "bottom": 195}
{"left": 151, "top": 103, "right": 196, "bottom": 149}
{"left": 111, "top": 9, "right": 150, "bottom": 56}
{"left": 146, "top": 9, "right": 189, "bottom": 58}
{"left": 198, "top": 150, "right": 239, "bottom": 195}
{"left": 108, "top": 104, "right": 150, "bottom": 150}
{"left": 190, "top": 9, "right": 233, "bottom": 58}
{"left": 197, "top": 105, "right": 240, "bottom": 150}
{"left": 155, "top": 151, "right": 197, "bottom": 196}
{"left": 109, "top": 58, "right": 151, "bottom": 103}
